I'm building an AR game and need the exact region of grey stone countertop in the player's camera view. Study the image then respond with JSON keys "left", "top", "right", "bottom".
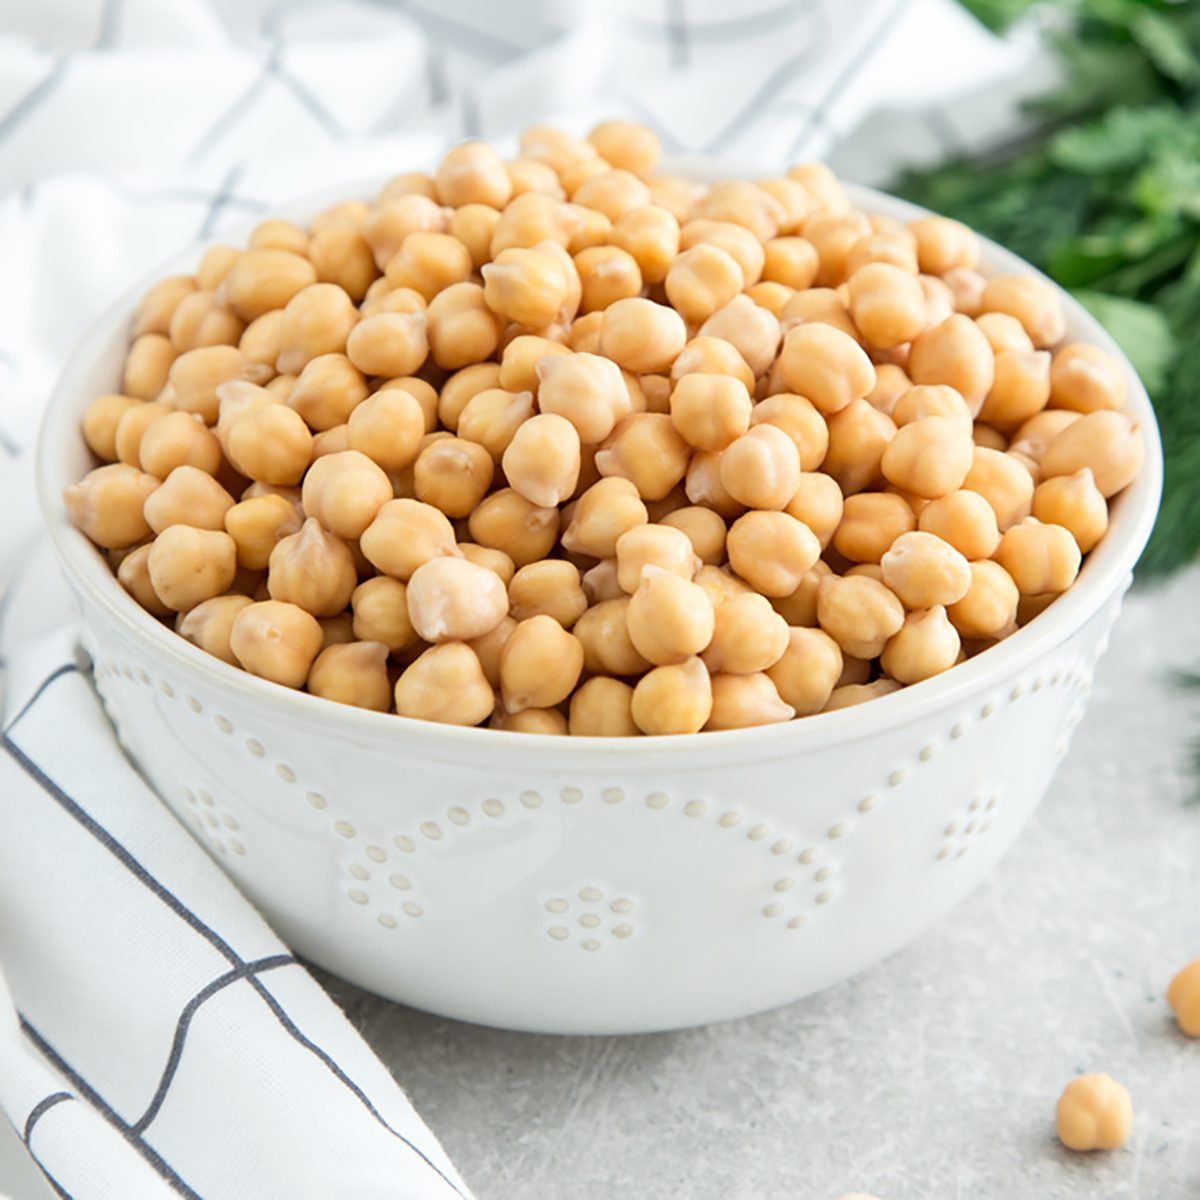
{"left": 323, "top": 565, "right": 1200, "bottom": 1200}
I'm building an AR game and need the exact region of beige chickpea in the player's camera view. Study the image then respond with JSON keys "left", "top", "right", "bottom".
{"left": 994, "top": 517, "right": 1081, "bottom": 595}
{"left": 1049, "top": 343, "right": 1126, "bottom": 414}
{"left": 482, "top": 245, "right": 571, "bottom": 328}
{"left": 745, "top": 281, "right": 794, "bottom": 317}
{"left": 599, "top": 297, "right": 687, "bottom": 374}
{"left": 437, "top": 360, "right": 501, "bottom": 429}
{"left": 907, "top": 215, "right": 978, "bottom": 275}
{"left": 224, "top": 494, "right": 303, "bottom": 570}
{"left": 704, "top": 673, "right": 794, "bottom": 730}
{"left": 219, "top": 248, "right": 316, "bottom": 321}
{"left": 670, "top": 337, "right": 755, "bottom": 393}
{"left": 444, "top": 205, "right": 498, "bottom": 272}
{"left": 946, "top": 560, "right": 1019, "bottom": 638}
{"left": 132, "top": 274, "right": 197, "bottom": 338}
{"left": 452, "top": 385, "right": 535, "bottom": 463}
{"left": 247, "top": 218, "right": 307, "bottom": 255}
{"left": 681, "top": 451, "right": 741, "bottom": 519}
{"left": 644, "top": 173, "right": 705, "bottom": 222}
{"left": 359, "top": 283, "right": 426, "bottom": 320}
{"left": 799, "top": 210, "right": 870, "bottom": 286}
{"left": 697, "top": 591, "right": 789, "bottom": 676}
{"left": 581, "top": 120, "right": 658, "bottom": 176}
{"left": 350, "top": 576, "right": 417, "bottom": 653}
{"left": 864, "top": 363, "right": 912, "bottom": 416}
{"left": 594, "top": 414, "right": 690, "bottom": 502}
{"left": 342, "top": 386, "right": 426, "bottom": 474}
{"left": 699, "top": 296, "right": 781, "bottom": 380}
{"left": 980, "top": 275, "right": 1065, "bottom": 348}
{"left": 661, "top": 506, "right": 726, "bottom": 566}
{"left": 1056, "top": 1075, "right": 1133, "bottom": 1152}
{"left": 976, "top": 348, "right": 1051, "bottom": 430}
{"left": 908, "top": 314, "right": 995, "bottom": 415}
{"left": 377, "top": 174, "right": 436, "bottom": 204}
{"left": 273, "top": 283, "right": 358, "bottom": 375}
{"left": 506, "top": 157, "right": 565, "bottom": 199}
{"left": 467, "top": 488, "right": 560, "bottom": 567}
{"left": 890, "top": 384, "right": 972, "bottom": 428}
{"left": 573, "top": 598, "right": 647, "bottom": 678}
{"left": 466, "top": 614, "right": 515, "bottom": 688}
{"left": 410, "top": 436, "right": 494, "bottom": 518}
{"left": 63, "top": 464, "right": 159, "bottom": 551}
{"left": 976, "top": 311, "right": 1034, "bottom": 356}
{"left": 488, "top": 192, "right": 575, "bottom": 257}
{"left": 362, "top": 195, "right": 446, "bottom": 269}
{"left": 665, "top": 244, "right": 744, "bottom": 325}
{"left": 287, "top": 354, "right": 369, "bottom": 431}
{"left": 692, "top": 566, "right": 751, "bottom": 610}
{"left": 301, "top": 450, "right": 392, "bottom": 540}
{"left": 942, "top": 266, "right": 987, "bottom": 316}
{"left": 342, "top": 311, "right": 428, "bottom": 379}
{"left": 917, "top": 490, "right": 1001, "bottom": 560}
{"left": 266, "top": 518, "right": 357, "bottom": 617}
{"left": 566, "top": 309, "right": 607, "bottom": 353}
{"left": 311, "top": 425, "right": 350, "bottom": 459}
{"left": 609, "top": 204, "right": 679, "bottom": 284}
{"left": 501, "top": 412, "right": 581, "bottom": 508}
{"left": 82, "top": 393, "right": 143, "bottom": 462}
{"left": 1168, "top": 960, "right": 1200, "bottom": 1037}
{"left": 361, "top": 498, "right": 459, "bottom": 579}
{"left": 1016, "top": 592, "right": 1056, "bottom": 626}
{"left": 143, "top": 465, "right": 234, "bottom": 534}
{"left": 573, "top": 245, "right": 642, "bottom": 313}
{"left": 779, "top": 287, "right": 861, "bottom": 344}
{"left": 498, "top": 614, "right": 584, "bottom": 712}
{"left": 973, "top": 424, "right": 1007, "bottom": 451}
{"left": 384, "top": 232, "right": 473, "bottom": 303}
{"left": 307, "top": 222, "right": 376, "bottom": 302}
{"left": 880, "top": 414, "right": 974, "bottom": 500}
{"left": 404, "top": 556, "right": 509, "bottom": 644}
{"left": 822, "top": 400, "right": 896, "bottom": 496}
{"left": 435, "top": 141, "right": 512, "bottom": 209}
{"left": 146, "top": 526, "right": 237, "bottom": 612}
{"left": 115, "top": 544, "right": 170, "bottom": 616}
{"left": 727, "top": 511, "right": 821, "bottom": 597}
{"left": 719, "top": 425, "right": 802, "bottom": 511}
{"left": 306, "top": 642, "right": 390, "bottom": 711}
{"left": 816, "top": 574, "right": 904, "bottom": 659}
{"left": 224, "top": 403, "right": 313, "bottom": 486}
{"left": 168, "top": 345, "right": 267, "bottom": 424}
{"left": 689, "top": 180, "right": 780, "bottom": 242}
{"left": 755, "top": 177, "right": 818, "bottom": 234}
{"left": 631, "top": 656, "right": 713, "bottom": 735}
{"left": 534, "top": 351, "right": 628, "bottom": 445}
{"left": 394, "top": 643, "right": 494, "bottom": 726}
{"left": 918, "top": 275, "right": 956, "bottom": 328}
{"left": 880, "top": 605, "right": 960, "bottom": 684}
{"left": 1032, "top": 468, "right": 1108, "bottom": 553}
{"left": 765, "top": 626, "right": 842, "bottom": 716}
{"left": 625, "top": 567, "right": 715, "bottom": 666}
{"left": 845, "top": 231, "right": 919, "bottom": 277}
{"left": 561, "top": 202, "right": 612, "bottom": 255}
{"left": 846, "top": 263, "right": 927, "bottom": 349}
{"left": 746, "top": 396, "right": 825, "bottom": 472}
{"left": 964, "top": 446, "right": 1035, "bottom": 529}
{"left": 822, "top": 679, "right": 901, "bottom": 711}
{"left": 567, "top": 677, "right": 638, "bottom": 737}
{"left": 136, "top": 410, "right": 222, "bottom": 479}
{"left": 560, "top": 476, "right": 648, "bottom": 558}
{"left": 665, "top": 373, "right": 750, "bottom": 454}
{"left": 779, "top": 323, "right": 876, "bottom": 415}
{"left": 505, "top": 560, "right": 587, "bottom": 629}
{"left": 614, "top": 524, "right": 698, "bottom": 594}
{"left": 168, "top": 290, "right": 244, "bottom": 351}
{"left": 177, "top": 594, "right": 253, "bottom": 665}
{"left": 485, "top": 707, "right": 565, "bottom": 735}
{"left": 570, "top": 168, "right": 651, "bottom": 222}
{"left": 781, "top": 474, "right": 841, "bottom": 551}
{"left": 1040, "top": 410, "right": 1143, "bottom": 498}
{"left": 762, "top": 237, "right": 819, "bottom": 290}
{"left": 498, "top": 335, "right": 570, "bottom": 396}
{"left": 833, "top": 492, "right": 916, "bottom": 563}
{"left": 239, "top": 310, "right": 283, "bottom": 367}
{"left": 194, "top": 244, "right": 239, "bottom": 291}
{"left": 880, "top": 531, "right": 972, "bottom": 608}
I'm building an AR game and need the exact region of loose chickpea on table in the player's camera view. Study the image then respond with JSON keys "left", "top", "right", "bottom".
{"left": 66, "top": 119, "right": 1146, "bottom": 733}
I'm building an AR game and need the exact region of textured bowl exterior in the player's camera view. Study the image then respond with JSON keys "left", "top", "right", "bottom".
{"left": 37, "top": 177, "right": 1162, "bottom": 1034}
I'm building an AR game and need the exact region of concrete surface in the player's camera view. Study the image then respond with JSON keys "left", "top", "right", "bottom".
{"left": 2, "top": 566, "right": 1197, "bottom": 1200}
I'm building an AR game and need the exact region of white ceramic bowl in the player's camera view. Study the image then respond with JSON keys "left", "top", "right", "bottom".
{"left": 37, "top": 177, "right": 1162, "bottom": 1035}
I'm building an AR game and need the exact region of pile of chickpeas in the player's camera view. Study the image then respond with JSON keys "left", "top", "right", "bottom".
{"left": 65, "top": 120, "right": 1145, "bottom": 735}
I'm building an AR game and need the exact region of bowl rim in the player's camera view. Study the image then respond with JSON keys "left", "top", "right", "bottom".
{"left": 36, "top": 167, "right": 1164, "bottom": 761}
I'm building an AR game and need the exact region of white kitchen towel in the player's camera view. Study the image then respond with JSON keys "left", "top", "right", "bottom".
{"left": 0, "top": 1, "right": 1039, "bottom": 1196}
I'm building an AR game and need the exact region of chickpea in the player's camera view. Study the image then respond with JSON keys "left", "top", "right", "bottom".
{"left": 701, "top": 296, "right": 782, "bottom": 380}
{"left": 981, "top": 275, "right": 1065, "bottom": 348}
{"left": 307, "top": 223, "right": 376, "bottom": 302}
{"left": 340, "top": 310, "right": 428, "bottom": 379}
{"left": 605, "top": 204, "right": 677, "bottom": 285}
{"left": 624, "top": 566, "right": 715, "bottom": 666}
{"left": 574, "top": 597, "right": 648, "bottom": 677}
{"left": 487, "top": 192, "right": 574, "bottom": 257}
{"left": 361, "top": 498, "right": 458, "bottom": 579}
{"left": 663, "top": 373, "right": 750, "bottom": 454}
{"left": 877, "top": 414, "right": 974, "bottom": 500}
{"left": 359, "top": 283, "right": 426, "bottom": 320}
{"left": 727, "top": 511, "right": 820, "bottom": 597}
{"left": 264, "top": 517, "right": 357, "bottom": 617}
{"left": 975, "top": 348, "right": 1051, "bottom": 431}
{"left": 394, "top": 643, "right": 494, "bottom": 726}
{"left": 994, "top": 517, "right": 1081, "bottom": 595}
{"left": 598, "top": 297, "right": 687, "bottom": 374}
{"left": 144, "top": 526, "right": 236, "bottom": 612}
{"left": 238, "top": 310, "right": 283, "bottom": 367}
{"left": 822, "top": 680, "right": 901, "bottom": 711}
{"left": 400, "top": 556, "right": 509, "bottom": 645}
{"left": 1040, "top": 410, "right": 1144, "bottom": 498}
{"left": 976, "top": 311, "right": 1033, "bottom": 355}
{"left": 1049, "top": 342, "right": 1126, "bottom": 414}
{"left": 864, "top": 363, "right": 912, "bottom": 417}
{"left": 631, "top": 656, "right": 713, "bottom": 735}
{"left": 973, "top": 424, "right": 1007, "bottom": 451}
{"left": 438, "top": 360, "right": 502, "bottom": 429}
{"left": 701, "top": 673, "right": 792, "bottom": 730}
{"left": 845, "top": 263, "right": 926, "bottom": 350}
{"left": 1168, "top": 959, "right": 1200, "bottom": 1037}
{"left": 168, "top": 290, "right": 244, "bottom": 351}
{"left": 505, "top": 560, "right": 586, "bottom": 628}
{"left": 443, "top": 205, "right": 498, "bottom": 273}
{"left": 779, "top": 323, "right": 876, "bottom": 415}
{"left": 1016, "top": 592, "right": 1056, "bottom": 626}
{"left": 694, "top": 591, "right": 788, "bottom": 676}
{"left": 226, "top": 403, "right": 313, "bottom": 485}
{"left": 287, "top": 353, "right": 369, "bottom": 431}
{"left": 773, "top": 476, "right": 837, "bottom": 553}
{"left": 506, "top": 158, "right": 564, "bottom": 199}
{"left": 908, "top": 215, "right": 978, "bottom": 275}
{"left": 122, "top": 333, "right": 175, "bottom": 400}
{"left": 500, "top": 412, "right": 581, "bottom": 508}
{"left": 467, "top": 488, "right": 560, "bottom": 566}
{"left": 488, "top": 707, "right": 567, "bottom": 734}
{"left": 534, "top": 351, "right": 628, "bottom": 444}
{"left": 495, "top": 336, "right": 568, "bottom": 396}
{"left": 780, "top": 287, "right": 861, "bottom": 344}
{"left": 880, "top": 531, "right": 971, "bottom": 609}
{"left": 496, "top": 614, "right": 584, "bottom": 712}
{"left": 745, "top": 398, "right": 824, "bottom": 473}
{"left": 568, "top": 244, "right": 640, "bottom": 314}
{"left": 822, "top": 400, "right": 896, "bottom": 496}
{"left": 224, "top": 493, "right": 303, "bottom": 570}
{"left": 670, "top": 336, "right": 755, "bottom": 393}
{"left": 763, "top": 237, "right": 819, "bottom": 290}
{"left": 434, "top": 140, "right": 512, "bottom": 209}
{"left": 908, "top": 314, "right": 995, "bottom": 415}
{"left": 82, "top": 393, "right": 142, "bottom": 463}
{"left": 595, "top": 414, "right": 690, "bottom": 501}
{"left": 348, "top": 576, "right": 415, "bottom": 653}
{"left": 114, "top": 544, "right": 169, "bottom": 616}
{"left": 661, "top": 506, "right": 726, "bottom": 566}
{"left": 569, "top": 168, "right": 649, "bottom": 221}
{"left": 559, "top": 476, "right": 647, "bottom": 558}
{"left": 271, "top": 283, "right": 358, "bottom": 375}
{"left": 890, "top": 384, "right": 971, "bottom": 428}
{"left": 564, "top": 677, "right": 636, "bottom": 737}
{"left": 817, "top": 574, "right": 905, "bottom": 659}
{"left": 194, "top": 244, "right": 239, "bottom": 292}
{"left": 482, "top": 245, "right": 571, "bottom": 328}
{"left": 377, "top": 173, "right": 436, "bottom": 204}
{"left": 136, "top": 410, "right": 221, "bottom": 479}
{"left": 345, "top": 387, "right": 426, "bottom": 474}
{"left": 1055, "top": 1075, "right": 1132, "bottom": 1152}
{"left": 408, "top": 436, "right": 493, "bottom": 518}
{"left": 764, "top": 626, "right": 842, "bottom": 715}
{"left": 143, "top": 465, "right": 234, "bottom": 534}
{"left": 312, "top": 425, "right": 350, "bottom": 459}
{"left": 845, "top": 231, "right": 919, "bottom": 277}
{"left": 964, "top": 446, "right": 1035, "bottom": 530}
{"left": 362, "top": 195, "right": 446, "bottom": 268}
{"left": 942, "top": 266, "right": 986, "bottom": 317}
{"left": 681, "top": 451, "right": 741, "bottom": 519}
{"left": 133, "top": 274, "right": 197, "bottom": 339}
{"left": 745, "top": 281, "right": 794, "bottom": 317}
{"left": 177, "top": 594, "right": 253, "bottom": 665}
{"left": 166, "top": 345, "right": 263, "bottom": 424}
{"left": 299, "top": 450, "right": 391, "bottom": 541}
{"left": 917, "top": 490, "right": 1001, "bottom": 560}
{"left": 768, "top": 560, "right": 830, "bottom": 626}
{"left": 946, "top": 560, "right": 1019, "bottom": 639}
{"left": 717, "top": 425, "right": 801, "bottom": 512}
{"left": 833, "top": 492, "right": 916, "bottom": 563}
{"left": 665, "top": 244, "right": 744, "bottom": 325}
{"left": 217, "top": 248, "right": 315, "bottom": 321}
{"left": 1032, "top": 468, "right": 1108, "bottom": 553}
{"left": 615, "top": 524, "right": 698, "bottom": 594}
{"left": 304, "top": 642, "right": 390, "bottom": 711}
{"left": 383, "top": 233, "right": 472, "bottom": 304}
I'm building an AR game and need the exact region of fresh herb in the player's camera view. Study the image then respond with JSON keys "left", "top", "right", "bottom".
{"left": 899, "top": 0, "right": 1200, "bottom": 575}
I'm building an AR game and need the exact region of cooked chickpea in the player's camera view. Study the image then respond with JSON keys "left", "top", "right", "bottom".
{"left": 631, "top": 656, "right": 713, "bottom": 735}
{"left": 973, "top": 424, "right": 1007, "bottom": 451}
{"left": 394, "top": 643, "right": 494, "bottom": 726}
{"left": 490, "top": 707, "right": 569, "bottom": 734}
{"left": 880, "top": 531, "right": 972, "bottom": 608}
{"left": 1040, "top": 410, "right": 1144, "bottom": 497}
{"left": 768, "top": 560, "right": 830, "bottom": 626}
{"left": 994, "top": 517, "right": 1081, "bottom": 595}
{"left": 218, "top": 248, "right": 316, "bottom": 321}
{"left": 661, "top": 506, "right": 726, "bottom": 565}
{"left": 598, "top": 297, "right": 687, "bottom": 374}
{"left": 266, "top": 517, "right": 357, "bottom": 617}
{"left": 115, "top": 544, "right": 170, "bottom": 616}
{"left": 822, "top": 400, "right": 896, "bottom": 496}
{"left": 908, "top": 314, "right": 995, "bottom": 414}
{"left": 455, "top": 386, "right": 534, "bottom": 461}
{"left": 505, "top": 560, "right": 587, "bottom": 628}
{"left": 766, "top": 626, "right": 842, "bottom": 715}
{"left": 143, "top": 465, "right": 234, "bottom": 534}
{"left": 136, "top": 410, "right": 221, "bottom": 479}
{"left": 82, "top": 393, "right": 142, "bottom": 463}
{"left": 881, "top": 604, "right": 961, "bottom": 685}
{"left": 981, "top": 275, "right": 1065, "bottom": 349}
{"left": 595, "top": 414, "right": 690, "bottom": 502}
{"left": 167, "top": 345, "right": 265, "bottom": 424}
{"left": 1049, "top": 342, "right": 1126, "bottom": 414}
{"left": 682, "top": 451, "right": 741, "bottom": 519}
{"left": 144, "top": 526, "right": 236, "bottom": 612}
{"left": 559, "top": 476, "right": 647, "bottom": 558}
{"left": 435, "top": 140, "right": 512, "bottom": 209}
{"left": 224, "top": 493, "right": 303, "bottom": 570}
{"left": 947, "top": 560, "right": 1019, "bottom": 638}
{"left": 506, "top": 158, "right": 564, "bottom": 199}
{"left": 194, "top": 244, "right": 239, "bottom": 291}
{"left": 825, "top": 679, "right": 902, "bottom": 711}
{"left": 403, "top": 555, "right": 510, "bottom": 644}
{"left": 862, "top": 363, "right": 911, "bottom": 417}
{"left": 976, "top": 348, "right": 1051, "bottom": 431}
{"left": 779, "top": 322, "right": 876, "bottom": 414}
{"left": 481, "top": 245, "right": 572, "bottom": 328}
{"left": 411, "top": 435, "right": 494, "bottom": 517}
{"left": 123, "top": 333, "right": 175, "bottom": 400}
{"left": 665, "top": 244, "right": 744, "bottom": 325}
{"left": 700, "top": 296, "right": 781, "bottom": 380}
{"left": 833, "top": 492, "right": 916, "bottom": 563}
{"left": 1056, "top": 1075, "right": 1132, "bottom": 1152}
{"left": 942, "top": 266, "right": 986, "bottom": 317}
{"left": 846, "top": 263, "right": 926, "bottom": 349}
{"left": 746, "top": 396, "right": 825, "bottom": 471}
{"left": 345, "top": 387, "right": 425, "bottom": 474}
{"left": 696, "top": 591, "right": 789, "bottom": 676}
{"left": 615, "top": 524, "right": 698, "bottom": 593}
{"left": 312, "top": 425, "right": 350, "bottom": 459}
{"left": 226, "top": 403, "right": 313, "bottom": 485}
{"left": 917, "top": 489, "right": 1000, "bottom": 560}
{"left": 717, "top": 424, "right": 801, "bottom": 512}
{"left": 701, "top": 673, "right": 792, "bottom": 730}
{"left": 168, "top": 290, "right": 244, "bottom": 351}
{"left": 347, "top": 576, "right": 413, "bottom": 653}
{"left": 501, "top": 412, "right": 581, "bottom": 508}
{"left": 564, "top": 677, "right": 637, "bottom": 737}
{"left": 606, "top": 204, "right": 678, "bottom": 284}
{"left": 570, "top": 244, "right": 641, "bottom": 313}
{"left": 774, "top": 475, "right": 838, "bottom": 551}
{"left": 816, "top": 574, "right": 905, "bottom": 659}
{"left": 890, "top": 384, "right": 971, "bottom": 428}
{"left": 467, "top": 488, "right": 560, "bottom": 566}
{"left": 878, "top": 414, "right": 974, "bottom": 500}
{"left": 1168, "top": 959, "right": 1200, "bottom": 1037}
{"left": 301, "top": 450, "right": 392, "bottom": 540}
{"left": 422, "top": 282, "right": 500, "bottom": 371}
{"left": 340, "top": 310, "right": 428, "bottom": 379}
{"left": 745, "top": 281, "right": 794, "bottom": 317}
{"left": 1032, "top": 469, "right": 1108, "bottom": 553}
{"left": 498, "top": 335, "right": 570, "bottom": 395}
{"left": 305, "top": 642, "right": 390, "bottom": 711}
{"left": 360, "top": 497, "right": 458, "bottom": 580}
{"left": 670, "top": 336, "right": 755, "bottom": 392}
{"left": 762, "top": 236, "right": 819, "bottom": 290}
{"left": 536, "top": 351, "right": 629, "bottom": 444}
{"left": 846, "top": 231, "right": 919, "bottom": 277}
{"left": 177, "top": 594, "right": 253, "bottom": 665}
{"left": 497, "top": 614, "right": 584, "bottom": 712}
{"left": 667, "top": 373, "right": 751, "bottom": 453}
{"left": 963, "top": 446, "right": 1035, "bottom": 530}
{"left": 908, "top": 215, "right": 978, "bottom": 275}
{"left": 727, "top": 511, "right": 820, "bottom": 597}
{"left": 133, "top": 274, "right": 197, "bottom": 338}
{"left": 238, "top": 310, "right": 283, "bottom": 367}
{"left": 362, "top": 195, "right": 446, "bottom": 268}
{"left": 286, "top": 353, "right": 369, "bottom": 431}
